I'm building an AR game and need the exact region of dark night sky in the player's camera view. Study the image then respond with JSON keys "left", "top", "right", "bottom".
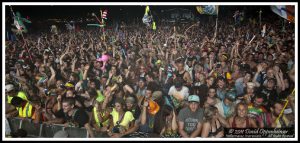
{"left": 5, "top": 5, "right": 274, "bottom": 20}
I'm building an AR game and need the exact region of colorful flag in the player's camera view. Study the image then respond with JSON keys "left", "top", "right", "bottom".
{"left": 271, "top": 5, "right": 295, "bottom": 22}
{"left": 102, "top": 9, "right": 108, "bottom": 19}
{"left": 196, "top": 5, "right": 219, "bottom": 15}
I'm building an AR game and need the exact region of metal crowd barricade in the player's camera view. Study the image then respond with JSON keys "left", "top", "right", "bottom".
{"left": 7, "top": 117, "right": 92, "bottom": 138}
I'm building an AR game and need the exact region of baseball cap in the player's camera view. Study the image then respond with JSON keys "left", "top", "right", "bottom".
{"left": 125, "top": 96, "right": 135, "bottom": 104}
{"left": 5, "top": 84, "right": 14, "bottom": 92}
{"left": 225, "top": 91, "right": 236, "bottom": 102}
{"left": 188, "top": 95, "right": 200, "bottom": 103}
{"left": 155, "top": 60, "right": 162, "bottom": 65}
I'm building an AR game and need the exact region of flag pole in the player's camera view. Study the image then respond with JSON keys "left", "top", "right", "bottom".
{"left": 10, "top": 6, "right": 33, "bottom": 64}
{"left": 259, "top": 9, "right": 262, "bottom": 28}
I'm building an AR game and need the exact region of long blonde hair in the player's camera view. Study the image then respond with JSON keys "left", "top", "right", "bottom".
{"left": 204, "top": 106, "right": 218, "bottom": 122}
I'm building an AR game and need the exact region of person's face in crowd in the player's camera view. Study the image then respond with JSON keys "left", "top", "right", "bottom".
{"left": 269, "top": 48, "right": 275, "bottom": 54}
{"left": 208, "top": 88, "right": 216, "bottom": 98}
{"left": 49, "top": 55, "right": 54, "bottom": 62}
{"left": 266, "top": 69, "right": 274, "bottom": 79}
{"left": 56, "top": 80, "right": 64, "bottom": 90}
{"left": 19, "top": 68, "right": 25, "bottom": 76}
{"left": 224, "top": 98, "right": 232, "bottom": 105}
{"left": 187, "top": 60, "right": 193, "bottom": 67}
{"left": 138, "top": 80, "right": 145, "bottom": 88}
{"left": 66, "top": 90, "right": 74, "bottom": 97}
{"left": 177, "top": 63, "right": 184, "bottom": 71}
{"left": 69, "top": 75, "right": 76, "bottom": 83}
{"left": 115, "top": 102, "right": 124, "bottom": 112}
{"left": 233, "top": 64, "right": 239, "bottom": 71}
{"left": 217, "top": 79, "right": 225, "bottom": 89}
{"left": 248, "top": 54, "right": 254, "bottom": 61}
{"left": 126, "top": 102, "right": 134, "bottom": 110}
{"left": 201, "top": 52, "right": 207, "bottom": 58}
{"left": 205, "top": 57, "right": 210, "bottom": 64}
{"left": 244, "top": 73, "right": 252, "bottom": 83}
{"left": 247, "top": 86, "right": 255, "bottom": 94}
{"left": 101, "top": 77, "right": 108, "bottom": 85}
{"left": 145, "top": 75, "right": 153, "bottom": 82}
{"left": 253, "top": 97, "right": 263, "bottom": 108}
{"left": 95, "top": 61, "right": 103, "bottom": 69}
{"left": 273, "top": 103, "right": 283, "bottom": 116}
{"left": 140, "top": 66, "right": 146, "bottom": 74}
{"left": 267, "top": 54, "right": 273, "bottom": 61}
{"left": 261, "top": 48, "right": 267, "bottom": 54}
{"left": 220, "top": 46, "right": 226, "bottom": 53}
{"left": 145, "top": 90, "right": 152, "bottom": 99}
{"left": 89, "top": 81, "right": 96, "bottom": 89}
{"left": 111, "top": 66, "right": 117, "bottom": 76}
{"left": 206, "top": 77, "right": 215, "bottom": 86}
{"left": 39, "top": 64, "right": 46, "bottom": 73}
{"left": 237, "top": 104, "right": 247, "bottom": 118}
{"left": 258, "top": 53, "right": 264, "bottom": 60}
{"left": 62, "top": 102, "right": 73, "bottom": 113}
{"left": 189, "top": 102, "right": 199, "bottom": 112}
{"left": 266, "top": 80, "right": 275, "bottom": 89}
{"left": 6, "top": 89, "right": 16, "bottom": 97}
{"left": 199, "top": 73, "right": 205, "bottom": 82}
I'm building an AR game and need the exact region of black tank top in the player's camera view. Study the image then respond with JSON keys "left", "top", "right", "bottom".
{"left": 208, "top": 119, "right": 224, "bottom": 137}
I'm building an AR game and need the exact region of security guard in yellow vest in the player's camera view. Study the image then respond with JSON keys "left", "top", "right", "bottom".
{"left": 6, "top": 84, "right": 28, "bottom": 103}
{"left": 7, "top": 97, "right": 34, "bottom": 118}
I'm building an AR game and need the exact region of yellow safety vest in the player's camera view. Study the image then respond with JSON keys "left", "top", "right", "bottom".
{"left": 7, "top": 91, "right": 28, "bottom": 104}
{"left": 17, "top": 102, "right": 33, "bottom": 118}
{"left": 93, "top": 107, "right": 109, "bottom": 127}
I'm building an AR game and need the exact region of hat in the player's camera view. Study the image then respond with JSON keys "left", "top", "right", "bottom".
{"left": 5, "top": 84, "right": 14, "bottom": 92}
{"left": 152, "top": 91, "right": 163, "bottom": 101}
{"left": 188, "top": 95, "right": 200, "bottom": 103}
{"left": 139, "top": 77, "right": 146, "bottom": 82}
{"left": 53, "top": 130, "right": 69, "bottom": 138}
{"left": 148, "top": 100, "right": 160, "bottom": 115}
{"left": 155, "top": 60, "right": 162, "bottom": 65}
{"left": 125, "top": 96, "right": 135, "bottom": 104}
{"left": 225, "top": 91, "right": 236, "bottom": 102}
{"left": 64, "top": 82, "right": 74, "bottom": 88}
{"left": 247, "top": 82, "right": 255, "bottom": 89}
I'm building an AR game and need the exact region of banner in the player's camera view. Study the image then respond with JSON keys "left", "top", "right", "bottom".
{"left": 196, "top": 5, "right": 219, "bottom": 15}
{"left": 271, "top": 5, "right": 295, "bottom": 22}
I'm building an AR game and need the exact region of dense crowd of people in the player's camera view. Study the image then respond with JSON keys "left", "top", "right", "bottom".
{"left": 5, "top": 9, "right": 295, "bottom": 138}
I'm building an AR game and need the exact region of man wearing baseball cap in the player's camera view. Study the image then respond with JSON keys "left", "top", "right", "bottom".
{"left": 214, "top": 91, "right": 236, "bottom": 119}
{"left": 178, "top": 95, "right": 204, "bottom": 138}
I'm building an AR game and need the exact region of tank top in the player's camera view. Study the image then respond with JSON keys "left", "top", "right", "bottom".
{"left": 176, "top": 70, "right": 186, "bottom": 82}
{"left": 232, "top": 116, "right": 250, "bottom": 128}
{"left": 208, "top": 119, "right": 224, "bottom": 137}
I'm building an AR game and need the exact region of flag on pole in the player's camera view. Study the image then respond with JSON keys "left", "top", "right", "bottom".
{"left": 196, "top": 5, "right": 219, "bottom": 15}
{"left": 261, "top": 24, "right": 266, "bottom": 37}
{"left": 270, "top": 5, "right": 295, "bottom": 23}
{"left": 102, "top": 9, "right": 108, "bottom": 19}
{"left": 145, "top": 6, "right": 150, "bottom": 15}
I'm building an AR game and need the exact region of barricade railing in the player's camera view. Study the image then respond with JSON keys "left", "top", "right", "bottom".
{"left": 6, "top": 117, "right": 107, "bottom": 138}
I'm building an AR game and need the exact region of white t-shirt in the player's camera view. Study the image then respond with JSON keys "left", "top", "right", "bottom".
{"left": 168, "top": 85, "right": 189, "bottom": 100}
